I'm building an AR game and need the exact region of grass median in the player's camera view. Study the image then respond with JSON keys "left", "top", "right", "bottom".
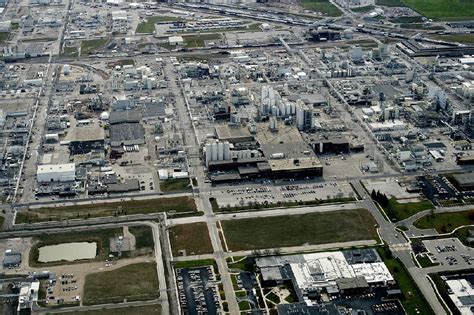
{"left": 83, "top": 262, "right": 159, "bottom": 305}
{"left": 377, "top": 247, "right": 434, "bottom": 315}
{"left": 414, "top": 210, "right": 474, "bottom": 233}
{"left": 53, "top": 304, "right": 162, "bottom": 315}
{"left": 16, "top": 196, "right": 196, "bottom": 223}
{"left": 221, "top": 209, "right": 378, "bottom": 251}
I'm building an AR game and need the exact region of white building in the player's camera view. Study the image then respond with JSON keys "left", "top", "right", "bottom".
{"left": 168, "top": 36, "right": 184, "bottom": 46}
{"left": 37, "top": 163, "right": 75, "bottom": 183}
{"left": 446, "top": 278, "right": 474, "bottom": 315}
{"left": 17, "top": 281, "right": 39, "bottom": 313}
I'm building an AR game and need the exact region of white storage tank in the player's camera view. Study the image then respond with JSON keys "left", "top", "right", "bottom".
{"left": 223, "top": 142, "right": 230, "bottom": 160}
{"left": 211, "top": 142, "right": 218, "bottom": 161}
{"left": 217, "top": 142, "right": 224, "bottom": 161}
{"left": 100, "top": 111, "right": 109, "bottom": 120}
{"left": 63, "top": 64, "right": 70, "bottom": 75}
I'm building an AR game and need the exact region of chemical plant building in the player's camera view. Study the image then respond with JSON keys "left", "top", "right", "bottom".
{"left": 37, "top": 163, "right": 75, "bottom": 183}
{"left": 444, "top": 276, "right": 474, "bottom": 315}
{"left": 257, "top": 249, "right": 403, "bottom": 315}
{"left": 205, "top": 121, "right": 322, "bottom": 182}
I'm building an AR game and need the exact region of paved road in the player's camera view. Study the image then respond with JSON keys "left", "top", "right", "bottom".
{"left": 351, "top": 181, "right": 447, "bottom": 315}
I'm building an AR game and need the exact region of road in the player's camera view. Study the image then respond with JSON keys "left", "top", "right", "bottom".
{"left": 350, "top": 181, "right": 447, "bottom": 314}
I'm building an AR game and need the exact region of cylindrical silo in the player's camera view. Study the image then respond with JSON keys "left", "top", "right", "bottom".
{"left": 218, "top": 142, "right": 224, "bottom": 161}
{"left": 211, "top": 142, "right": 218, "bottom": 161}
{"left": 223, "top": 142, "right": 230, "bottom": 160}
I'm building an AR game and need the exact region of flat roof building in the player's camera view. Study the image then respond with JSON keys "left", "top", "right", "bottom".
{"left": 37, "top": 163, "right": 75, "bottom": 183}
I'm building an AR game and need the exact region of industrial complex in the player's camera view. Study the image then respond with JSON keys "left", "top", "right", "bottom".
{"left": 0, "top": 0, "right": 473, "bottom": 314}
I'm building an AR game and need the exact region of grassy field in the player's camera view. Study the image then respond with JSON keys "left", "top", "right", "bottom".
{"left": 376, "top": 0, "right": 406, "bottom": 6}
{"left": 16, "top": 196, "right": 196, "bottom": 223}
{"left": 170, "top": 223, "right": 213, "bottom": 256}
{"left": 159, "top": 178, "right": 191, "bottom": 192}
{"left": 389, "top": 16, "right": 424, "bottom": 23}
{"left": 129, "top": 225, "right": 154, "bottom": 250}
{"left": 136, "top": 16, "right": 182, "bottom": 33}
{"left": 414, "top": 210, "right": 474, "bottom": 233}
{"left": 83, "top": 262, "right": 159, "bottom": 305}
{"left": 81, "top": 38, "right": 109, "bottom": 55}
{"left": 351, "top": 5, "right": 375, "bottom": 13}
{"left": 51, "top": 304, "right": 161, "bottom": 315}
{"left": 29, "top": 228, "right": 123, "bottom": 267}
{"left": 184, "top": 34, "right": 221, "bottom": 48}
{"left": 62, "top": 46, "right": 78, "bottom": 57}
{"left": 0, "top": 32, "right": 9, "bottom": 43}
{"left": 402, "top": 0, "right": 474, "bottom": 21}
{"left": 433, "top": 34, "right": 474, "bottom": 44}
{"left": 377, "top": 247, "right": 434, "bottom": 315}
{"left": 383, "top": 198, "right": 434, "bottom": 222}
{"left": 221, "top": 209, "right": 378, "bottom": 251}
{"left": 302, "top": 0, "right": 342, "bottom": 16}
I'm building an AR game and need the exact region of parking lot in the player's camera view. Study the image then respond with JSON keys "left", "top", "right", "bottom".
{"left": 213, "top": 181, "right": 355, "bottom": 208}
{"left": 176, "top": 266, "right": 219, "bottom": 314}
{"left": 423, "top": 238, "right": 474, "bottom": 268}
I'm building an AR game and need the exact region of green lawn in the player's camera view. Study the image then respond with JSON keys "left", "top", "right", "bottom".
{"left": 50, "top": 304, "right": 162, "bottom": 315}
{"left": 81, "top": 38, "right": 109, "bottom": 55}
{"left": 16, "top": 196, "right": 196, "bottom": 223}
{"left": 169, "top": 223, "right": 213, "bottom": 256}
{"left": 183, "top": 34, "right": 221, "bottom": 48}
{"left": 221, "top": 209, "right": 378, "bottom": 251}
{"left": 136, "top": 16, "right": 182, "bottom": 33}
{"left": 414, "top": 210, "right": 474, "bottom": 233}
{"left": 416, "top": 254, "right": 439, "bottom": 268}
{"left": 174, "top": 258, "right": 215, "bottom": 269}
{"left": 302, "top": 0, "right": 342, "bottom": 16}
{"left": 389, "top": 16, "right": 424, "bottom": 23}
{"left": 402, "top": 0, "right": 474, "bottom": 21}
{"left": 29, "top": 228, "right": 123, "bottom": 267}
{"left": 83, "top": 262, "right": 159, "bottom": 305}
{"left": 376, "top": 0, "right": 406, "bottom": 6}
{"left": 383, "top": 198, "right": 434, "bottom": 222}
{"left": 377, "top": 247, "right": 434, "bottom": 315}
{"left": 159, "top": 178, "right": 191, "bottom": 192}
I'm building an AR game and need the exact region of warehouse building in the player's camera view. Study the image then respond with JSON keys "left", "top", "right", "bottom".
{"left": 450, "top": 173, "right": 474, "bottom": 191}
{"left": 37, "top": 163, "right": 75, "bottom": 182}
{"left": 65, "top": 121, "right": 105, "bottom": 155}
{"left": 2, "top": 250, "right": 21, "bottom": 268}
{"left": 109, "top": 109, "right": 145, "bottom": 147}
{"left": 110, "top": 123, "right": 145, "bottom": 147}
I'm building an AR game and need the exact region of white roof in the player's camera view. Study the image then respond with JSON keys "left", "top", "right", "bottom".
{"left": 168, "top": 36, "right": 184, "bottom": 43}
{"left": 37, "top": 163, "right": 75, "bottom": 174}
{"left": 459, "top": 57, "right": 474, "bottom": 65}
